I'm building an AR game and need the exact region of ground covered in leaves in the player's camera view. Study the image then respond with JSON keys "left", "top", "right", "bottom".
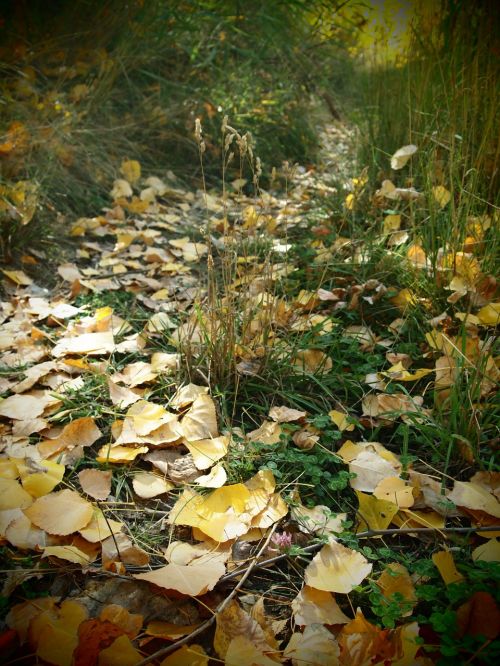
{"left": 0, "top": 122, "right": 499, "bottom": 665}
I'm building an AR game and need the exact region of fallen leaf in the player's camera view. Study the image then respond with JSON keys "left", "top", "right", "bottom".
{"left": 24, "top": 489, "right": 94, "bottom": 535}
{"left": 304, "top": 540, "right": 372, "bottom": 593}
{"left": 42, "top": 545, "right": 93, "bottom": 565}
{"left": 78, "top": 469, "right": 112, "bottom": 500}
{"left": 79, "top": 508, "right": 123, "bottom": 543}
{"left": 180, "top": 394, "right": 218, "bottom": 440}
{"left": 135, "top": 559, "right": 225, "bottom": 596}
{"left": 102, "top": 532, "right": 150, "bottom": 568}
{"left": 30, "top": 599, "right": 88, "bottom": 666}
{"left": 432, "top": 185, "right": 451, "bottom": 208}
{"left": 377, "top": 563, "right": 417, "bottom": 615}
{"left": 284, "top": 624, "right": 340, "bottom": 665}
{"left": 97, "top": 633, "right": 142, "bottom": 665}
{"left": 214, "top": 600, "right": 275, "bottom": 660}
{"left": 159, "top": 644, "right": 208, "bottom": 666}
{"left": 100, "top": 605, "right": 143, "bottom": 639}
{"left": 356, "top": 491, "right": 399, "bottom": 531}
{"left": 390, "top": 144, "right": 418, "bottom": 170}
{"left": 472, "top": 538, "right": 500, "bottom": 563}
{"left": 448, "top": 480, "right": 500, "bottom": 519}
{"left": 432, "top": 550, "right": 464, "bottom": 585}
{"left": 292, "top": 585, "right": 351, "bottom": 626}
{"left": 194, "top": 463, "right": 227, "bottom": 488}
{"left": 225, "top": 636, "right": 278, "bottom": 666}
{"left": 456, "top": 591, "right": 500, "bottom": 640}
{"left": 120, "top": 159, "right": 141, "bottom": 184}
{"left": 0, "top": 478, "right": 33, "bottom": 510}
{"left": 132, "top": 471, "right": 174, "bottom": 498}
{"left": 268, "top": 405, "right": 306, "bottom": 423}
{"left": 185, "top": 436, "right": 229, "bottom": 470}
{"left": 373, "top": 477, "right": 414, "bottom": 509}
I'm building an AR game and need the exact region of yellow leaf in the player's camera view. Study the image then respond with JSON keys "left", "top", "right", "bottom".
{"left": 132, "top": 471, "right": 174, "bottom": 498}
{"left": 160, "top": 644, "right": 208, "bottom": 666}
{"left": 180, "top": 394, "right": 218, "bottom": 440}
{"left": 304, "top": 540, "right": 372, "bottom": 593}
{"left": 432, "top": 550, "right": 464, "bottom": 585}
{"left": 448, "top": 480, "right": 500, "bottom": 519}
{"left": 284, "top": 624, "right": 340, "bottom": 665}
{"left": 329, "top": 409, "right": 354, "bottom": 432}
{"left": 79, "top": 508, "right": 123, "bottom": 543}
{"left": 19, "top": 460, "right": 65, "bottom": 497}
{"left": 268, "top": 405, "right": 307, "bottom": 423}
{"left": 42, "top": 545, "right": 92, "bottom": 565}
{"left": 381, "top": 362, "right": 433, "bottom": 382}
{"left": 52, "top": 331, "right": 115, "bottom": 357}
{"left": 432, "top": 185, "right": 451, "bottom": 208}
{"left": 477, "top": 303, "right": 500, "bottom": 326}
{"left": 98, "top": 634, "right": 142, "bottom": 666}
{"left": 225, "top": 636, "right": 278, "bottom": 666}
{"left": 356, "top": 491, "right": 399, "bottom": 531}
{"left": 5, "top": 513, "right": 46, "bottom": 549}
{"left": 24, "top": 489, "right": 93, "bottom": 535}
{"left": 38, "top": 416, "right": 102, "bottom": 458}
{"left": 194, "top": 463, "right": 227, "bottom": 488}
{"left": 96, "top": 445, "right": 149, "bottom": 463}
{"left": 383, "top": 214, "right": 401, "bottom": 233}
{"left": 472, "top": 538, "right": 500, "bottom": 563}
{"left": 120, "top": 159, "right": 141, "bottom": 184}
{"left": 185, "top": 436, "right": 229, "bottom": 470}
{"left": 100, "top": 605, "right": 143, "bottom": 639}
{"left": 31, "top": 599, "right": 88, "bottom": 666}
{"left": 391, "top": 288, "right": 418, "bottom": 311}
{"left": 373, "top": 477, "right": 414, "bottom": 508}
{"left": 0, "top": 477, "right": 33, "bottom": 510}
{"left": 377, "top": 563, "right": 416, "bottom": 615}
{"left": 135, "top": 560, "right": 225, "bottom": 596}
{"left": 247, "top": 420, "right": 282, "bottom": 445}
{"left": 1, "top": 269, "right": 33, "bottom": 285}
{"left": 198, "top": 484, "right": 251, "bottom": 517}
{"left": 292, "top": 585, "right": 350, "bottom": 626}
{"left": 0, "top": 394, "right": 46, "bottom": 420}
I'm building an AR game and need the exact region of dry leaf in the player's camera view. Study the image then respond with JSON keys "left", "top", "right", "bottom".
{"left": 102, "top": 532, "right": 150, "bottom": 568}
{"left": 284, "top": 625, "right": 340, "bottom": 665}
{"left": 97, "top": 633, "right": 142, "bottom": 666}
{"left": 135, "top": 559, "right": 225, "bottom": 596}
{"left": 390, "top": 144, "right": 418, "bottom": 170}
{"left": 225, "top": 636, "right": 277, "bottom": 666}
{"left": 24, "top": 489, "right": 93, "bottom": 535}
{"left": 268, "top": 405, "right": 306, "bottom": 423}
{"left": 432, "top": 550, "right": 464, "bottom": 585}
{"left": 79, "top": 469, "right": 112, "bottom": 500}
{"left": 185, "top": 436, "right": 229, "bottom": 470}
{"left": 180, "top": 394, "right": 218, "bottom": 440}
{"left": 214, "top": 600, "right": 275, "bottom": 660}
{"left": 356, "top": 491, "right": 399, "bottom": 531}
{"left": 304, "top": 540, "right": 372, "bottom": 593}
{"left": 160, "top": 644, "right": 208, "bottom": 666}
{"left": 292, "top": 585, "right": 350, "bottom": 626}
{"left": 132, "top": 471, "right": 174, "bottom": 498}
{"left": 377, "top": 563, "right": 416, "bottom": 615}
{"left": 79, "top": 508, "right": 123, "bottom": 543}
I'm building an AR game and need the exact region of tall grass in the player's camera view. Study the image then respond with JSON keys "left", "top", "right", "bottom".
{"left": 357, "top": 0, "right": 499, "bottom": 273}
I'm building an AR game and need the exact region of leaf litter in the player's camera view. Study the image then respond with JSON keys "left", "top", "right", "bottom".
{"left": 0, "top": 125, "right": 499, "bottom": 665}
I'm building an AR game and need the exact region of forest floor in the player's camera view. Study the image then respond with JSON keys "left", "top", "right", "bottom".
{"left": 0, "top": 118, "right": 499, "bottom": 665}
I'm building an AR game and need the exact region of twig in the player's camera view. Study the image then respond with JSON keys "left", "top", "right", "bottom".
{"left": 221, "top": 525, "right": 500, "bottom": 582}
{"left": 134, "top": 525, "right": 278, "bottom": 666}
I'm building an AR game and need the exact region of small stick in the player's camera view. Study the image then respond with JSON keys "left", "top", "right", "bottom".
{"left": 222, "top": 524, "right": 500, "bottom": 581}
{"left": 134, "top": 525, "right": 278, "bottom": 666}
